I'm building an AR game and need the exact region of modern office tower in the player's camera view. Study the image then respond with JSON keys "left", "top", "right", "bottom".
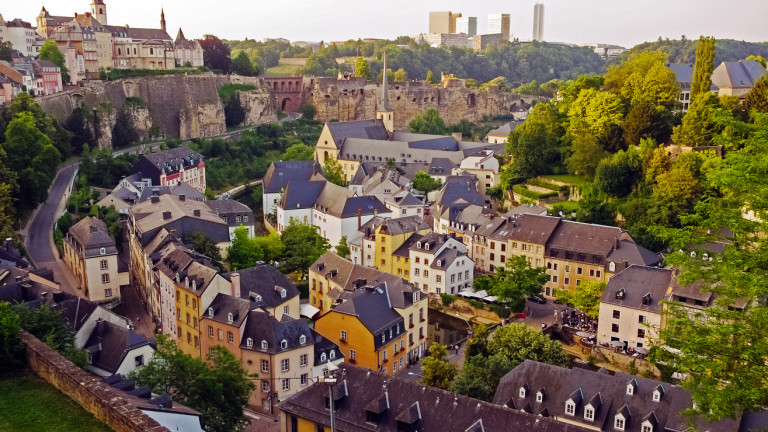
{"left": 450, "top": 13, "right": 462, "bottom": 33}
{"left": 487, "top": 13, "right": 511, "bottom": 40}
{"left": 455, "top": 16, "right": 477, "bottom": 36}
{"left": 429, "top": 11, "right": 453, "bottom": 34}
{"left": 533, "top": 3, "right": 545, "bottom": 41}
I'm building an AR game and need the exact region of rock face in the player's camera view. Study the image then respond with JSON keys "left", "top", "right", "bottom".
{"left": 36, "top": 74, "right": 277, "bottom": 148}
{"left": 304, "top": 77, "right": 541, "bottom": 128}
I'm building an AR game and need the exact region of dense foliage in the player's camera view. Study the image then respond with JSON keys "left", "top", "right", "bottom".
{"left": 616, "top": 38, "right": 768, "bottom": 66}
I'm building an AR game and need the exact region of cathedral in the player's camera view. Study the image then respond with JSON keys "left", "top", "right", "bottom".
{"left": 36, "top": 0, "right": 203, "bottom": 83}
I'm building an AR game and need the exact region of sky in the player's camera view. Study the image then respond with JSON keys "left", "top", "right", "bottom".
{"left": 4, "top": 0, "right": 767, "bottom": 48}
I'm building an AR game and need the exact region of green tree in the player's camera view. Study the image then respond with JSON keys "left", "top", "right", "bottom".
{"left": 554, "top": 281, "right": 606, "bottom": 318}
{"left": 604, "top": 51, "right": 669, "bottom": 93}
{"left": 39, "top": 40, "right": 70, "bottom": 83}
{"left": 16, "top": 304, "right": 89, "bottom": 370}
{"left": 426, "top": 70, "right": 437, "bottom": 84}
{"left": 200, "top": 34, "right": 232, "bottom": 73}
{"left": 253, "top": 233, "right": 285, "bottom": 262}
{"left": 594, "top": 148, "right": 643, "bottom": 198}
{"left": 323, "top": 155, "right": 347, "bottom": 186}
{"left": 282, "top": 143, "right": 314, "bottom": 161}
{"left": 3, "top": 112, "right": 55, "bottom": 173}
{"left": 746, "top": 54, "right": 767, "bottom": 68}
{"left": 420, "top": 342, "right": 457, "bottom": 390}
{"left": 111, "top": 108, "right": 139, "bottom": 148}
{"left": 506, "top": 103, "right": 564, "bottom": 179}
{"left": 335, "top": 236, "right": 350, "bottom": 259}
{"left": 465, "top": 323, "right": 491, "bottom": 359}
{"left": 227, "top": 226, "right": 264, "bottom": 270}
{"left": 0, "top": 302, "right": 24, "bottom": 373}
{"left": 0, "top": 41, "right": 12, "bottom": 62}
{"left": 691, "top": 36, "right": 716, "bottom": 99}
{"left": 566, "top": 132, "right": 608, "bottom": 180}
{"left": 300, "top": 104, "right": 316, "bottom": 120}
{"left": 672, "top": 93, "right": 721, "bottom": 146}
{"left": 132, "top": 335, "right": 255, "bottom": 432}
{"left": 231, "top": 51, "right": 257, "bottom": 76}
{"left": 409, "top": 109, "right": 447, "bottom": 135}
{"left": 452, "top": 353, "right": 516, "bottom": 402}
{"left": 64, "top": 106, "right": 95, "bottom": 154}
{"left": 191, "top": 231, "right": 224, "bottom": 271}
{"left": 224, "top": 94, "right": 246, "bottom": 128}
{"left": 488, "top": 323, "right": 569, "bottom": 367}
{"left": 393, "top": 68, "right": 407, "bottom": 82}
{"left": 623, "top": 101, "right": 673, "bottom": 146}
{"left": 353, "top": 57, "right": 371, "bottom": 80}
{"left": 575, "top": 185, "right": 616, "bottom": 226}
{"left": 487, "top": 256, "right": 548, "bottom": 312}
{"left": 279, "top": 221, "right": 331, "bottom": 274}
{"left": 411, "top": 171, "right": 442, "bottom": 194}
{"left": 744, "top": 74, "right": 768, "bottom": 116}
{"left": 568, "top": 88, "right": 625, "bottom": 138}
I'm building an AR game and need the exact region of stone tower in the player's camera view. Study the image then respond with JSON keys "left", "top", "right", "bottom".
{"left": 160, "top": 8, "right": 166, "bottom": 32}
{"left": 376, "top": 52, "right": 394, "bottom": 134}
{"left": 91, "top": 0, "right": 107, "bottom": 25}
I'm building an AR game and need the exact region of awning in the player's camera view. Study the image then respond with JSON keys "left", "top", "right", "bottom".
{"left": 300, "top": 303, "right": 320, "bottom": 319}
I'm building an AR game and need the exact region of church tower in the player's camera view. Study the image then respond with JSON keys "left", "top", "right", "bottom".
{"left": 160, "top": 9, "right": 167, "bottom": 32}
{"left": 376, "top": 52, "right": 394, "bottom": 134}
{"left": 91, "top": 0, "right": 107, "bottom": 25}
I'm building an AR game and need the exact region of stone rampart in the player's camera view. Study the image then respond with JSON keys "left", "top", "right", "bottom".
{"left": 305, "top": 77, "right": 542, "bottom": 128}
{"left": 35, "top": 74, "right": 277, "bottom": 147}
{"left": 19, "top": 330, "right": 170, "bottom": 432}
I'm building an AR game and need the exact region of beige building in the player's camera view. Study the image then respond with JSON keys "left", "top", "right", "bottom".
{"left": 174, "top": 28, "right": 204, "bottom": 67}
{"left": 428, "top": 11, "right": 455, "bottom": 34}
{"left": 63, "top": 216, "right": 128, "bottom": 304}
{"left": 73, "top": 13, "right": 113, "bottom": 70}
{"left": 711, "top": 59, "right": 767, "bottom": 98}
{"left": 597, "top": 266, "right": 673, "bottom": 350}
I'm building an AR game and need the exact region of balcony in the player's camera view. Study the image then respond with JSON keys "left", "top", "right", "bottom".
{"left": 382, "top": 358, "right": 389, "bottom": 363}
{"left": 409, "top": 323, "right": 414, "bottom": 329}
{"left": 339, "top": 339, "right": 347, "bottom": 344}
{"left": 349, "top": 358, "right": 356, "bottom": 364}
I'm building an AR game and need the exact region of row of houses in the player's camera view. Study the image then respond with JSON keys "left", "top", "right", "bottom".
{"left": 0, "top": 58, "right": 63, "bottom": 103}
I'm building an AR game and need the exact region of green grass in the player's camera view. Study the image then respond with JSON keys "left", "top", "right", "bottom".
{"left": 527, "top": 178, "right": 562, "bottom": 192}
{"left": 218, "top": 84, "right": 257, "bottom": 100}
{"left": 542, "top": 175, "right": 591, "bottom": 188}
{"left": 551, "top": 200, "right": 580, "bottom": 213}
{"left": 513, "top": 184, "right": 558, "bottom": 200}
{"left": 265, "top": 59, "right": 306, "bottom": 77}
{"left": 0, "top": 373, "right": 113, "bottom": 432}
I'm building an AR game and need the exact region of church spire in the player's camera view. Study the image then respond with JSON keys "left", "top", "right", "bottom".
{"left": 160, "top": 8, "right": 166, "bottom": 32}
{"left": 381, "top": 52, "right": 390, "bottom": 111}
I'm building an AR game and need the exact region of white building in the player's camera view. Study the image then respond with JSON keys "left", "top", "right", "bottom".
{"left": 488, "top": 14, "right": 511, "bottom": 40}
{"left": 409, "top": 232, "right": 474, "bottom": 296}
{"left": 4, "top": 19, "right": 37, "bottom": 56}
{"left": 455, "top": 17, "right": 477, "bottom": 37}
{"left": 262, "top": 160, "right": 324, "bottom": 221}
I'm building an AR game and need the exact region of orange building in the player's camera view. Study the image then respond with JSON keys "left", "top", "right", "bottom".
{"left": 200, "top": 293, "right": 250, "bottom": 360}
{"left": 314, "top": 284, "right": 407, "bottom": 376}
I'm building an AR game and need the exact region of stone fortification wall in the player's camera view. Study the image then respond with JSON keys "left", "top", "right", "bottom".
{"left": 36, "top": 74, "right": 277, "bottom": 147}
{"left": 305, "top": 77, "right": 540, "bottom": 128}
{"left": 19, "top": 330, "right": 169, "bottom": 432}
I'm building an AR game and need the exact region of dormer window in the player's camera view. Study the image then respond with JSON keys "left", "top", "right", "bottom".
{"left": 320, "top": 353, "right": 326, "bottom": 362}
{"left": 329, "top": 350, "right": 335, "bottom": 359}
{"left": 99, "top": 247, "right": 106, "bottom": 255}
{"left": 261, "top": 340, "right": 268, "bottom": 350}
{"left": 642, "top": 293, "right": 652, "bottom": 305}
{"left": 208, "top": 307, "right": 214, "bottom": 318}
{"left": 627, "top": 380, "right": 637, "bottom": 396}
{"left": 609, "top": 261, "right": 616, "bottom": 272}
{"left": 299, "top": 335, "right": 306, "bottom": 345}
{"left": 413, "top": 292, "right": 419, "bottom": 303}
{"left": 191, "top": 280, "right": 197, "bottom": 291}
{"left": 246, "top": 337, "right": 253, "bottom": 347}
{"left": 185, "top": 277, "right": 190, "bottom": 288}
{"left": 616, "top": 289, "right": 626, "bottom": 300}
{"left": 615, "top": 417, "right": 626, "bottom": 431}
{"left": 536, "top": 389, "right": 545, "bottom": 403}
{"left": 652, "top": 385, "right": 664, "bottom": 402}
{"left": 175, "top": 273, "right": 180, "bottom": 283}
{"left": 417, "top": 242, "right": 421, "bottom": 248}
{"left": 436, "top": 260, "right": 441, "bottom": 266}
{"left": 281, "top": 339, "right": 288, "bottom": 349}
{"left": 281, "top": 289, "right": 287, "bottom": 299}
{"left": 425, "top": 243, "right": 430, "bottom": 250}
{"left": 642, "top": 424, "right": 653, "bottom": 432}
{"left": 585, "top": 407, "right": 594, "bottom": 421}
{"left": 381, "top": 334, "right": 385, "bottom": 343}
{"left": 227, "top": 312, "right": 233, "bottom": 323}
{"left": 565, "top": 400, "right": 575, "bottom": 416}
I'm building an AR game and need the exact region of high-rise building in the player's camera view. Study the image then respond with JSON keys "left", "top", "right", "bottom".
{"left": 533, "top": 3, "right": 545, "bottom": 41}
{"left": 450, "top": 13, "right": 462, "bottom": 33}
{"left": 429, "top": 11, "right": 453, "bottom": 34}
{"left": 487, "top": 13, "right": 511, "bottom": 40}
{"left": 455, "top": 16, "right": 477, "bottom": 37}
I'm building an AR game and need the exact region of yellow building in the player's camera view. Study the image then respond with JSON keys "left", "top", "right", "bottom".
{"left": 308, "top": 252, "right": 383, "bottom": 315}
{"left": 361, "top": 216, "right": 430, "bottom": 281}
{"left": 314, "top": 285, "right": 408, "bottom": 376}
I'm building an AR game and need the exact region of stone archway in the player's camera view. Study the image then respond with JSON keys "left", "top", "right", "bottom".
{"left": 281, "top": 97, "right": 291, "bottom": 112}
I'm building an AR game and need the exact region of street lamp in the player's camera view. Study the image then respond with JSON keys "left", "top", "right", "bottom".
{"left": 455, "top": 313, "right": 473, "bottom": 336}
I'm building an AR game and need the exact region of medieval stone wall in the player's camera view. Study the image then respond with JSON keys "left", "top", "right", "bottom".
{"left": 305, "top": 77, "right": 541, "bottom": 128}
{"left": 35, "top": 74, "right": 277, "bottom": 148}
{"left": 19, "top": 330, "right": 170, "bottom": 432}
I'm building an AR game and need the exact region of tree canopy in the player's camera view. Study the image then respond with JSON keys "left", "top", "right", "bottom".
{"left": 411, "top": 171, "right": 442, "bottom": 194}
{"left": 201, "top": 35, "right": 232, "bottom": 73}
{"left": 39, "top": 40, "right": 69, "bottom": 83}
{"left": 279, "top": 221, "right": 331, "bottom": 274}
{"left": 486, "top": 256, "right": 547, "bottom": 312}
{"left": 555, "top": 281, "right": 606, "bottom": 318}
{"left": 409, "top": 109, "right": 447, "bottom": 135}
{"left": 420, "top": 342, "right": 457, "bottom": 390}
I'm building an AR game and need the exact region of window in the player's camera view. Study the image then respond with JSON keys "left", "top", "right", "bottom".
{"left": 642, "top": 425, "right": 652, "bottom": 432}
{"left": 299, "top": 335, "right": 306, "bottom": 345}
{"left": 450, "top": 274, "right": 455, "bottom": 283}
{"left": 340, "top": 330, "right": 347, "bottom": 341}
{"left": 227, "top": 331, "right": 233, "bottom": 343}
{"left": 501, "top": 243, "right": 506, "bottom": 252}
{"left": 613, "top": 310, "right": 621, "bottom": 319}
{"left": 186, "top": 295, "right": 190, "bottom": 306}
{"left": 512, "top": 242, "right": 517, "bottom": 249}
{"left": 577, "top": 267, "right": 583, "bottom": 275}
{"left": 281, "top": 340, "right": 288, "bottom": 349}
{"left": 176, "top": 291, "right": 180, "bottom": 302}
{"left": 261, "top": 340, "right": 268, "bottom": 350}
{"left": 612, "top": 323, "right": 620, "bottom": 333}
{"left": 284, "top": 305, "right": 289, "bottom": 315}
{"left": 414, "top": 268, "right": 419, "bottom": 276}
{"left": 261, "top": 360, "right": 269, "bottom": 372}
{"left": 609, "top": 262, "right": 616, "bottom": 272}
{"left": 100, "top": 260, "right": 108, "bottom": 270}
{"left": 134, "top": 355, "right": 144, "bottom": 367}
{"left": 393, "top": 345, "right": 398, "bottom": 356}
{"left": 301, "top": 373, "right": 308, "bottom": 386}
{"left": 281, "top": 358, "right": 289, "bottom": 371}
{"left": 381, "top": 334, "right": 386, "bottom": 343}
{"left": 638, "top": 315, "right": 646, "bottom": 323}
{"left": 262, "top": 380, "right": 270, "bottom": 392}
{"left": 208, "top": 326, "right": 214, "bottom": 337}
{"left": 281, "top": 289, "right": 287, "bottom": 299}
{"left": 565, "top": 401, "right": 575, "bottom": 415}
{"left": 585, "top": 407, "right": 594, "bottom": 421}
{"left": 565, "top": 265, "right": 570, "bottom": 273}
{"left": 522, "top": 244, "right": 527, "bottom": 251}
{"left": 423, "top": 270, "right": 429, "bottom": 277}
{"left": 637, "top": 329, "right": 646, "bottom": 338}
{"left": 436, "top": 275, "right": 442, "bottom": 283}
{"left": 615, "top": 417, "right": 625, "bottom": 430}
{"left": 552, "top": 276, "right": 558, "bottom": 283}
{"left": 490, "top": 253, "right": 495, "bottom": 261}
{"left": 589, "top": 269, "right": 595, "bottom": 277}
{"left": 350, "top": 349, "right": 356, "bottom": 360}
{"left": 596, "top": 270, "right": 602, "bottom": 278}
{"left": 101, "top": 274, "right": 110, "bottom": 283}
{"left": 564, "top": 277, "right": 570, "bottom": 285}
{"left": 519, "top": 387, "right": 527, "bottom": 398}
{"left": 246, "top": 337, "right": 253, "bottom": 347}
{"left": 194, "top": 336, "right": 199, "bottom": 347}
{"left": 105, "top": 289, "right": 112, "bottom": 297}
{"left": 282, "top": 379, "right": 290, "bottom": 391}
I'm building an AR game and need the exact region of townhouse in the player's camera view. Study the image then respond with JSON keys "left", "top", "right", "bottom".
{"left": 409, "top": 232, "right": 474, "bottom": 296}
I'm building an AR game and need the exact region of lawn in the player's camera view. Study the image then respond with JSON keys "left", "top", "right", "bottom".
{"left": 551, "top": 200, "right": 580, "bottom": 213}
{"left": 542, "top": 174, "right": 592, "bottom": 188}
{"left": 265, "top": 58, "right": 306, "bottom": 77}
{"left": 0, "top": 373, "right": 113, "bottom": 432}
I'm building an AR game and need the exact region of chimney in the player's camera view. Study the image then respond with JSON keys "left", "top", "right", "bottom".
{"left": 162, "top": 211, "right": 171, "bottom": 220}
{"left": 193, "top": 209, "right": 201, "bottom": 217}
{"left": 452, "top": 132, "right": 463, "bottom": 142}
{"left": 357, "top": 208, "right": 363, "bottom": 229}
{"left": 150, "top": 195, "right": 160, "bottom": 203}
{"left": 230, "top": 272, "right": 241, "bottom": 298}
{"left": 179, "top": 194, "right": 186, "bottom": 201}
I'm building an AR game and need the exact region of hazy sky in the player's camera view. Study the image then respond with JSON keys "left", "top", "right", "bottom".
{"left": 4, "top": 0, "right": 767, "bottom": 48}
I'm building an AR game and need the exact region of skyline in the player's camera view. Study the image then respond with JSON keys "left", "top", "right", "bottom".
{"left": 3, "top": 1, "right": 767, "bottom": 48}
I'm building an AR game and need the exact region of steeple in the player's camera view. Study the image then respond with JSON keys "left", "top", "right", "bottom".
{"left": 160, "top": 8, "right": 166, "bottom": 32}
{"left": 376, "top": 51, "right": 394, "bottom": 134}
{"left": 176, "top": 27, "right": 186, "bottom": 41}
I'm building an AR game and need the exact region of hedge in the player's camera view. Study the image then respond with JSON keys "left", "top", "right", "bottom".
{"left": 513, "top": 184, "right": 558, "bottom": 200}
{"left": 527, "top": 178, "right": 561, "bottom": 191}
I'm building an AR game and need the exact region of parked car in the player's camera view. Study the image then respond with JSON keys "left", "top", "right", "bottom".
{"left": 528, "top": 295, "right": 547, "bottom": 304}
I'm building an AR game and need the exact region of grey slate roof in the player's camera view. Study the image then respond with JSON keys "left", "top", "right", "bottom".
{"left": 208, "top": 199, "right": 254, "bottom": 227}
{"left": 330, "top": 284, "right": 404, "bottom": 349}
{"left": 428, "top": 157, "right": 456, "bottom": 175}
{"left": 263, "top": 160, "right": 322, "bottom": 194}
{"left": 341, "top": 196, "right": 390, "bottom": 218}
{"left": 279, "top": 181, "right": 325, "bottom": 210}
{"left": 67, "top": 217, "right": 118, "bottom": 258}
{"left": 203, "top": 293, "right": 250, "bottom": 327}
{"left": 712, "top": 60, "right": 767, "bottom": 90}
{"left": 665, "top": 63, "right": 693, "bottom": 87}
{"left": 493, "top": 360, "right": 741, "bottom": 432}
{"left": 240, "top": 309, "right": 314, "bottom": 354}
{"left": 601, "top": 266, "right": 674, "bottom": 314}
{"left": 85, "top": 320, "right": 154, "bottom": 375}
{"left": 434, "top": 175, "right": 485, "bottom": 214}
{"left": 225, "top": 265, "right": 299, "bottom": 309}
{"left": 311, "top": 329, "right": 344, "bottom": 366}
{"left": 132, "top": 146, "right": 203, "bottom": 184}
{"left": 278, "top": 363, "right": 593, "bottom": 432}
{"left": 326, "top": 119, "right": 390, "bottom": 142}
{"left": 487, "top": 120, "right": 523, "bottom": 138}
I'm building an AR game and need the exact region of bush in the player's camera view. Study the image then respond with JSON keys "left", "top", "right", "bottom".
{"left": 217, "top": 84, "right": 257, "bottom": 100}
{"left": 513, "top": 184, "right": 558, "bottom": 200}
{"left": 296, "top": 281, "right": 309, "bottom": 299}
{"left": 468, "top": 299, "right": 485, "bottom": 309}
{"left": 526, "top": 178, "right": 561, "bottom": 191}
{"left": 440, "top": 293, "right": 456, "bottom": 306}
{"left": 489, "top": 304, "right": 511, "bottom": 319}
